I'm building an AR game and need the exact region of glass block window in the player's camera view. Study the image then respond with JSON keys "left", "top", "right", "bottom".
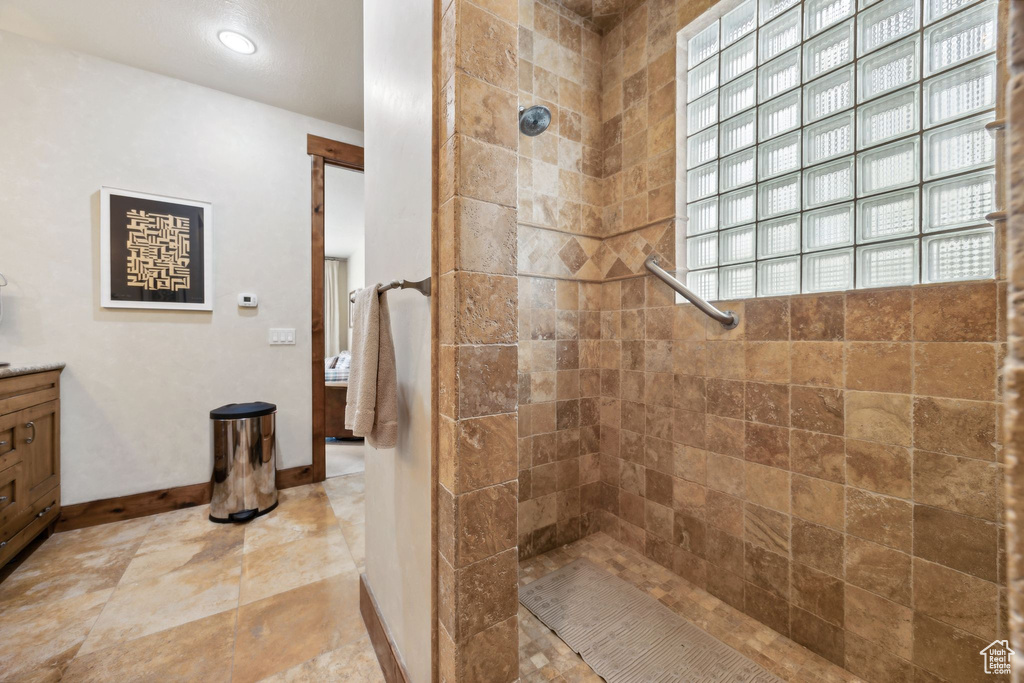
{"left": 680, "top": 0, "right": 998, "bottom": 298}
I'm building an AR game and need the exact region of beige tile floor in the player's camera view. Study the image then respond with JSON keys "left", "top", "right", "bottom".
{"left": 517, "top": 533, "right": 866, "bottom": 683}
{"left": 0, "top": 474, "right": 383, "bottom": 682}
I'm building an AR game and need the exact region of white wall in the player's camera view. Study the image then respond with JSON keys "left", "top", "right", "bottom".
{"left": 346, "top": 244, "right": 365, "bottom": 350}
{"left": 0, "top": 30, "right": 362, "bottom": 504}
{"left": 363, "top": 0, "right": 433, "bottom": 680}
{"left": 323, "top": 163, "right": 366, "bottom": 351}
{"left": 324, "top": 164, "right": 365, "bottom": 258}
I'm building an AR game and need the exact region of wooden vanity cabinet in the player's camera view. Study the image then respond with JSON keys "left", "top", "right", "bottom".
{"left": 0, "top": 370, "right": 61, "bottom": 570}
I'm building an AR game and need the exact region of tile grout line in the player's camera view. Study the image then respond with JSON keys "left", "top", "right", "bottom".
{"left": 68, "top": 519, "right": 157, "bottom": 668}
{"left": 230, "top": 505, "right": 247, "bottom": 683}
{"left": 243, "top": 481, "right": 368, "bottom": 680}
{"left": 81, "top": 507, "right": 244, "bottom": 676}
{"left": 272, "top": 483, "right": 368, "bottom": 679}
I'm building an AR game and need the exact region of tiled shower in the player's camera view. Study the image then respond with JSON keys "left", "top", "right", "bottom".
{"left": 515, "top": 0, "right": 1008, "bottom": 680}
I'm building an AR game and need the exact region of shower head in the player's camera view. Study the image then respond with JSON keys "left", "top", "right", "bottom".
{"left": 518, "top": 105, "right": 551, "bottom": 136}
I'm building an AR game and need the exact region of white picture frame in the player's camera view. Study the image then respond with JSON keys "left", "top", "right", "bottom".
{"left": 100, "top": 186, "right": 213, "bottom": 311}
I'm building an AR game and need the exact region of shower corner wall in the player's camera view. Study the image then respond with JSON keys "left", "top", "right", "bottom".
{"left": 516, "top": 0, "right": 682, "bottom": 563}
{"left": 516, "top": 1, "right": 607, "bottom": 561}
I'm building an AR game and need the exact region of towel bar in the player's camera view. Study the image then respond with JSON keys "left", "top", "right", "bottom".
{"left": 349, "top": 277, "right": 432, "bottom": 303}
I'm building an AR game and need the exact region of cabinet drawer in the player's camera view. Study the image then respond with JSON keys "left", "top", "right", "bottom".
{"left": 0, "top": 371, "right": 60, "bottom": 417}
{"left": 0, "top": 461, "right": 25, "bottom": 528}
{"left": 0, "top": 485, "right": 59, "bottom": 568}
{"left": 0, "top": 418, "right": 16, "bottom": 466}
{"left": 0, "top": 410, "right": 23, "bottom": 477}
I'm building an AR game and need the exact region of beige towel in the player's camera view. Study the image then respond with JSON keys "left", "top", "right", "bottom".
{"left": 345, "top": 286, "right": 398, "bottom": 448}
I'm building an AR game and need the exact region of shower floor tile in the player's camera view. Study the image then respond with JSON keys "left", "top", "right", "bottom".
{"left": 518, "top": 532, "right": 865, "bottom": 683}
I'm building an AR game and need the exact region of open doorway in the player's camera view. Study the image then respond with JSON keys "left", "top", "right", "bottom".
{"left": 323, "top": 163, "right": 365, "bottom": 478}
{"left": 308, "top": 134, "right": 363, "bottom": 483}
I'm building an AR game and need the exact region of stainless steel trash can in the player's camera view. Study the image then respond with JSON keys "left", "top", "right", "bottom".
{"left": 209, "top": 402, "right": 278, "bottom": 523}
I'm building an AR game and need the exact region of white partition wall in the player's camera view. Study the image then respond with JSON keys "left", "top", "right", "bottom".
{"left": 363, "top": 1, "right": 434, "bottom": 680}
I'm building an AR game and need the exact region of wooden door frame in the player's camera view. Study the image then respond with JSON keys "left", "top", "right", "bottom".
{"left": 309, "top": 134, "right": 365, "bottom": 483}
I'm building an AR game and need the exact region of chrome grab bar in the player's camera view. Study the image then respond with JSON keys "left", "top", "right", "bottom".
{"left": 349, "top": 277, "right": 431, "bottom": 304}
{"left": 644, "top": 256, "right": 739, "bottom": 330}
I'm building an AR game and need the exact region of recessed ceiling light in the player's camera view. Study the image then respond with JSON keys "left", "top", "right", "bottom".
{"left": 218, "top": 30, "right": 256, "bottom": 55}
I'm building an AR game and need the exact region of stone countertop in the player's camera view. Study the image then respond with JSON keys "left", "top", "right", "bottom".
{"left": 0, "top": 362, "right": 66, "bottom": 379}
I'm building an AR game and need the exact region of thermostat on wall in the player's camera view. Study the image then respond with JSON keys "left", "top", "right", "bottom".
{"left": 238, "top": 293, "right": 258, "bottom": 308}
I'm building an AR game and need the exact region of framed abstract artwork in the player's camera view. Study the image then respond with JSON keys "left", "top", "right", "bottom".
{"left": 100, "top": 187, "right": 213, "bottom": 310}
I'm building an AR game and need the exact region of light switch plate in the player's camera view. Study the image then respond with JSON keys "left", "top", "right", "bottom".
{"left": 269, "top": 328, "right": 296, "bottom": 345}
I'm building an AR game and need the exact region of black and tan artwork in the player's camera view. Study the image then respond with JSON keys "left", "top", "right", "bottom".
{"left": 101, "top": 188, "right": 213, "bottom": 310}
{"left": 124, "top": 209, "right": 192, "bottom": 291}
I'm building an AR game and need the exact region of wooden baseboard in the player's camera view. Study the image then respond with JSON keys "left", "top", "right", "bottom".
{"left": 361, "top": 573, "right": 411, "bottom": 683}
{"left": 276, "top": 464, "right": 313, "bottom": 489}
{"left": 56, "top": 465, "right": 313, "bottom": 532}
{"left": 57, "top": 481, "right": 211, "bottom": 532}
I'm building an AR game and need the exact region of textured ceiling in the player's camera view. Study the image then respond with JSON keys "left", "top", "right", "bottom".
{"left": 0, "top": 0, "right": 363, "bottom": 130}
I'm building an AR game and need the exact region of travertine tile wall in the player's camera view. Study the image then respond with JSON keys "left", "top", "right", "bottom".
{"left": 556, "top": 0, "right": 646, "bottom": 33}
{"left": 516, "top": 0, "right": 604, "bottom": 561}
{"left": 517, "top": 0, "right": 609, "bottom": 285}
{"left": 436, "top": 0, "right": 521, "bottom": 680}
{"left": 517, "top": 275, "right": 604, "bottom": 557}
{"left": 591, "top": 281, "right": 1009, "bottom": 682}
{"left": 526, "top": 2, "right": 1009, "bottom": 683}
{"left": 509, "top": 0, "right": 1012, "bottom": 681}
{"left": 597, "top": 0, "right": 677, "bottom": 240}
{"left": 518, "top": 0, "right": 603, "bottom": 237}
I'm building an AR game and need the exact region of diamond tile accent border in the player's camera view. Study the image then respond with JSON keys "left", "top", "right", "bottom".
{"left": 520, "top": 220, "right": 677, "bottom": 282}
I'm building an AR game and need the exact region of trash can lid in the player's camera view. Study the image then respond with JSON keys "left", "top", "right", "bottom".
{"left": 210, "top": 402, "right": 277, "bottom": 419}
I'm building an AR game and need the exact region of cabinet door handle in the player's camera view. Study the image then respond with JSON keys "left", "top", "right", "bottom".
{"left": 37, "top": 505, "right": 51, "bottom": 518}
{"left": 0, "top": 440, "right": 7, "bottom": 447}
{"left": 24, "top": 422, "right": 35, "bottom": 445}
{"left": 0, "top": 496, "right": 7, "bottom": 503}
